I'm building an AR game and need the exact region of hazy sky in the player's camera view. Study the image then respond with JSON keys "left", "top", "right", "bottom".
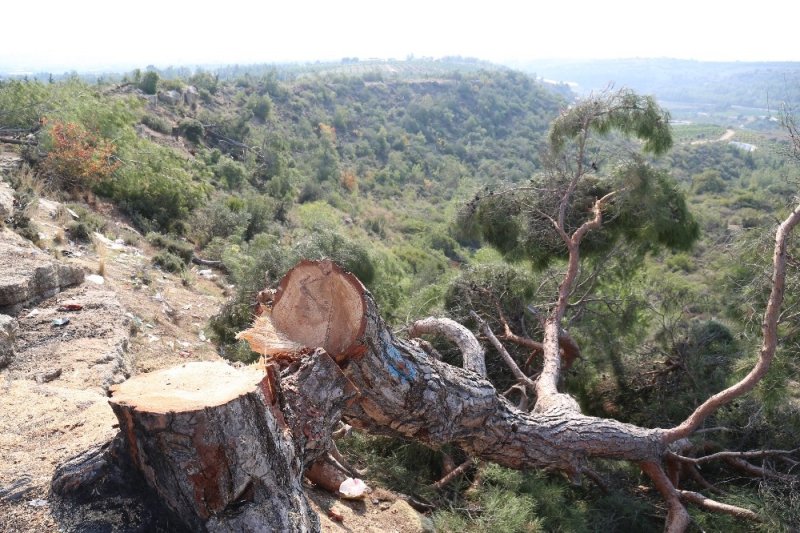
{"left": 3, "top": 0, "right": 799, "bottom": 71}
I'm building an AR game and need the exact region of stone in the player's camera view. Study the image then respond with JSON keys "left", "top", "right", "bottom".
{"left": 158, "top": 90, "right": 182, "bottom": 106}
{"left": 184, "top": 85, "right": 199, "bottom": 107}
{"left": 0, "top": 313, "right": 17, "bottom": 368}
{"left": 0, "top": 228, "right": 85, "bottom": 314}
{"left": 0, "top": 178, "right": 13, "bottom": 222}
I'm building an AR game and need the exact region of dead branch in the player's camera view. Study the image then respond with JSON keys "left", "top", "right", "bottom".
{"left": 640, "top": 461, "right": 691, "bottom": 533}
{"left": 723, "top": 457, "right": 794, "bottom": 482}
{"left": 470, "top": 311, "right": 536, "bottom": 392}
{"left": 430, "top": 457, "right": 478, "bottom": 490}
{"left": 0, "top": 136, "right": 36, "bottom": 146}
{"left": 191, "top": 254, "right": 229, "bottom": 272}
{"left": 669, "top": 447, "right": 799, "bottom": 465}
{"left": 410, "top": 316, "right": 486, "bottom": 377}
{"left": 678, "top": 490, "right": 761, "bottom": 521}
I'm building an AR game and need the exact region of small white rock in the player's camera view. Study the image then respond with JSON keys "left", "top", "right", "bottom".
{"left": 338, "top": 477, "right": 368, "bottom": 499}
{"left": 85, "top": 274, "right": 105, "bottom": 285}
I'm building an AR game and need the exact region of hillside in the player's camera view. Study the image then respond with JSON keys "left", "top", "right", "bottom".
{"left": 1, "top": 62, "right": 799, "bottom": 530}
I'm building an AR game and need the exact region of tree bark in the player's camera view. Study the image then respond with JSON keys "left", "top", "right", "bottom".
{"left": 252, "top": 260, "right": 667, "bottom": 480}
{"left": 104, "top": 352, "right": 353, "bottom": 532}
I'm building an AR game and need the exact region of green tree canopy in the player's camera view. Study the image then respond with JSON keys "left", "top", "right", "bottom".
{"left": 461, "top": 88, "right": 697, "bottom": 269}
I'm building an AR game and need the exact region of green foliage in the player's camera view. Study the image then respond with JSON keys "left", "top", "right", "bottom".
{"left": 691, "top": 168, "right": 726, "bottom": 194}
{"left": 152, "top": 250, "right": 185, "bottom": 273}
{"left": 247, "top": 94, "right": 272, "bottom": 121}
{"left": 190, "top": 196, "right": 252, "bottom": 246}
{"left": 214, "top": 157, "right": 248, "bottom": 190}
{"left": 140, "top": 114, "right": 172, "bottom": 134}
{"left": 293, "top": 228, "right": 375, "bottom": 285}
{"left": 98, "top": 139, "right": 205, "bottom": 233}
{"left": 178, "top": 117, "right": 204, "bottom": 142}
{"left": 138, "top": 71, "right": 159, "bottom": 95}
{"left": 549, "top": 88, "right": 672, "bottom": 156}
{"left": 146, "top": 232, "right": 194, "bottom": 263}
{"left": 0, "top": 80, "right": 49, "bottom": 127}
{"left": 463, "top": 164, "right": 698, "bottom": 269}
{"left": 65, "top": 220, "right": 94, "bottom": 242}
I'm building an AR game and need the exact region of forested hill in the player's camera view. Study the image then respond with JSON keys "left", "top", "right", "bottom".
{"left": 0, "top": 66, "right": 567, "bottom": 337}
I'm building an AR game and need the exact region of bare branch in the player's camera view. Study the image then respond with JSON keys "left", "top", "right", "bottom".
{"left": 665, "top": 203, "right": 800, "bottom": 442}
{"left": 723, "top": 456, "right": 794, "bottom": 482}
{"left": 471, "top": 311, "right": 536, "bottom": 392}
{"left": 410, "top": 317, "right": 486, "bottom": 377}
{"left": 669, "top": 447, "right": 800, "bottom": 465}
{"left": 571, "top": 190, "right": 621, "bottom": 246}
{"left": 678, "top": 491, "right": 761, "bottom": 521}
{"left": 430, "top": 458, "right": 478, "bottom": 490}
{"left": 640, "top": 462, "right": 691, "bottom": 533}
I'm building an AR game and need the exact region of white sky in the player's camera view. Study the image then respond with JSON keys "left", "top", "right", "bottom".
{"left": 3, "top": 0, "right": 799, "bottom": 71}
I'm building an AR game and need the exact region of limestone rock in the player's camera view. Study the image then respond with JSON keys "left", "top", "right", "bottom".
{"left": 0, "top": 178, "right": 13, "bottom": 222}
{"left": 0, "top": 313, "right": 17, "bottom": 368}
{"left": 158, "top": 90, "right": 182, "bottom": 106}
{"left": 0, "top": 228, "right": 84, "bottom": 313}
{"left": 184, "top": 85, "right": 199, "bottom": 107}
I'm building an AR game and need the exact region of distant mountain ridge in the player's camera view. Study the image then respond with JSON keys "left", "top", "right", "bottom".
{"left": 514, "top": 58, "right": 800, "bottom": 120}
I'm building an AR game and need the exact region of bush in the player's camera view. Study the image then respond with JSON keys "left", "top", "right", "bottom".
{"left": 214, "top": 157, "right": 248, "bottom": 190}
{"left": 66, "top": 221, "right": 93, "bottom": 242}
{"left": 146, "top": 232, "right": 194, "bottom": 262}
{"left": 248, "top": 94, "right": 273, "bottom": 121}
{"left": 138, "top": 71, "right": 159, "bottom": 95}
{"left": 140, "top": 114, "right": 172, "bottom": 134}
{"left": 153, "top": 250, "right": 185, "bottom": 273}
{"left": 178, "top": 118, "right": 204, "bottom": 142}
{"left": 96, "top": 139, "right": 205, "bottom": 232}
{"left": 190, "top": 197, "right": 251, "bottom": 246}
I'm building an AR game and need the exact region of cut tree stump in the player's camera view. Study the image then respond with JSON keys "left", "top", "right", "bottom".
{"left": 102, "top": 353, "right": 354, "bottom": 533}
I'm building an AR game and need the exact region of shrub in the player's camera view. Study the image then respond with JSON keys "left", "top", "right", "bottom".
{"left": 96, "top": 139, "right": 205, "bottom": 232}
{"left": 66, "top": 221, "right": 93, "bottom": 242}
{"left": 146, "top": 232, "right": 194, "bottom": 262}
{"left": 248, "top": 94, "right": 273, "bottom": 121}
{"left": 138, "top": 71, "right": 159, "bottom": 95}
{"left": 40, "top": 120, "right": 120, "bottom": 192}
{"left": 152, "top": 251, "right": 185, "bottom": 273}
{"left": 178, "top": 118, "right": 204, "bottom": 142}
{"left": 214, "top": 157, "right": 248, "bottom": 190}
{"left": 190, "top": 197, "right": 251, "bottom": 246}
{"left": 140, "top": 114, "right": 172, "bottom": 134}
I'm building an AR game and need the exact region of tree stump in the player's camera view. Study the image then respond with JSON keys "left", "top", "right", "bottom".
{"left": 106, "top": 355, "right": 352, "bottom": 533}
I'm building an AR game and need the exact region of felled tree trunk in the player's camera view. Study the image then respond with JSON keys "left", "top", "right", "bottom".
{"left": 253, "top": 260, "right": 667, "bottom": 479}
{"left": 99, "top": 351, "right": 353, "bottom": 532}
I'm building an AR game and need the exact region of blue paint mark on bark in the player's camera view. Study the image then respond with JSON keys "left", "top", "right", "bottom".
{"left": 385, "top": 344, "right": 417, "bottom": 382}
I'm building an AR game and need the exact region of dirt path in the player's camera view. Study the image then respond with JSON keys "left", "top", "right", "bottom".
{"left": 690, "top": 128, "right": 735, "bottom": 145}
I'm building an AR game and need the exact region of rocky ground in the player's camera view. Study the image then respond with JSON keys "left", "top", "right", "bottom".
{"left": 0, "top": 154, "right": 433, "bottom": 532}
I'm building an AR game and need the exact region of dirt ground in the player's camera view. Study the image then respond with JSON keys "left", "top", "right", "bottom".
{"left": 0, "top": 168, "right": 433, "bottom": 532}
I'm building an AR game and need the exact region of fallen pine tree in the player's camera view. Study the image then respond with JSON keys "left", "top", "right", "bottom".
{"left": 54, "top": 196, "right": 799, "bottom": 531}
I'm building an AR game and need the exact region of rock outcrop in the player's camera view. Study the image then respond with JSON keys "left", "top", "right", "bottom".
{"left": 158, "top": 90, "right": 182, "bottom": 106}
{"left": 0, "top": 178, "right": 13, "bottom": 222}
{"left": 0, "top": 228, "right": 84, "bottom": 314}
{"left": 0, "top": 313, "right": 17, "bottom": 368}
